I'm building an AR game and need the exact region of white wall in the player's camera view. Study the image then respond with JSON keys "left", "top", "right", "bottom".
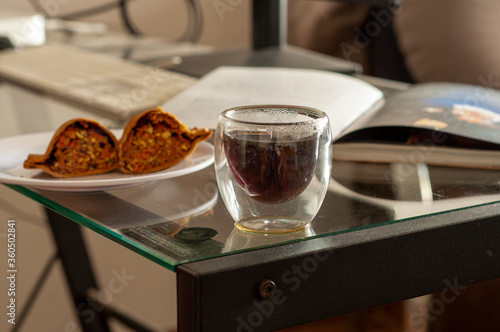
{"left": 0, "top": 0, "right": 251, "bottom": 47}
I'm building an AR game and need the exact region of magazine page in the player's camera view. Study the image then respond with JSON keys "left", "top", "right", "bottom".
{"left": 161, "top": 66, "right": 383, "bottom": 138}
{"left": 338, "top": 83, "right": 500, "bottom": 147}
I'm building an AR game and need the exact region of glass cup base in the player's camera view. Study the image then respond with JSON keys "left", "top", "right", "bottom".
{"left": 235, "top": 217, "right": 309, "bottom": 234}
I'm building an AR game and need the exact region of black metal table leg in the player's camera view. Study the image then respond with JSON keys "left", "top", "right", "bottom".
{"left": 45, "top": 207, "right": 111, "bottom": 332}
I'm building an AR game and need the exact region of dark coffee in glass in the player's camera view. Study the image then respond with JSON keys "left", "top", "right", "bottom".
{"left": 215, "top": 105, "right": 332, "bottom": 234}
{"left": 223, "top": 132, "right": 318, "bottom": 204}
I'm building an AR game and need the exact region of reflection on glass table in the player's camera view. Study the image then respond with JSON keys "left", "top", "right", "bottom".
{"left": 8, "top": 158, "right": 500, "bottom": 271}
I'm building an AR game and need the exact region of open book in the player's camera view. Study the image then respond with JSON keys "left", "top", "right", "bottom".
{"left": 333, "top": 82, "right": 500, "bottom": 169}
{"left": 162, "top": 66, "right": 500, "bottom": 169}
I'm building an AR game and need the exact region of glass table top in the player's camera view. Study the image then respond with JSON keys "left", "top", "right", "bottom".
{"left": 2, "top": 79, "right": 500, "bottom": 272}
{"left": 7, "top": 158, "right": 500, "bottom": 271}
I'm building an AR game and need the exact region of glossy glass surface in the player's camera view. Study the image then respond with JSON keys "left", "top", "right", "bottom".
{"left": 2, "top": 78, "right": 500, "bottom": 271}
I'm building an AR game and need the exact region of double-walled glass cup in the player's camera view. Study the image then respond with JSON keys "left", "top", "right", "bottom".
{"left": 214, "top": 105, "right": 332, "bottom": 234}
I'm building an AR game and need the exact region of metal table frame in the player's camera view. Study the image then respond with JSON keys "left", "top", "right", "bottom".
{"left": 176, "top": 201, "right": 500, "bottom": 330}
{"left": 38, "top": 199, "right": 500, "bottom": 331}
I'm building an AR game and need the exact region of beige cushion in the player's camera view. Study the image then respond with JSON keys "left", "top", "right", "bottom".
{"left": 393, "top": 0, "right": 500, "bottom": 87}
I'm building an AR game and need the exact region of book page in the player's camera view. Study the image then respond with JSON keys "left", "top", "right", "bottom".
{"left": 338, "top": 82, "right": 500, "bottom": 146}
{"left": 161, "top": 66, "right": 383, "bottom": 138}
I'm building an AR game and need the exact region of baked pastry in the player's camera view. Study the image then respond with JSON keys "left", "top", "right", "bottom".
{"left": 119, "top": 108, "right": 212, "bottom": 174}
{"left": 24, "top": 119, "right": 120, "bottom": 177}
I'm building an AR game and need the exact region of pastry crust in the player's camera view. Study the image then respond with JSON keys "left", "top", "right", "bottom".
{"left": 119, "top": 107, "right": 212, "bottom": 174}
{"left": 23, "top": 118, "right": 120, "bottom": 177}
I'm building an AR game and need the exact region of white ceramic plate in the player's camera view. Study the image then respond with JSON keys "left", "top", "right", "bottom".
{"left": 0, "top": 130, "right": 214, "bottom": 191}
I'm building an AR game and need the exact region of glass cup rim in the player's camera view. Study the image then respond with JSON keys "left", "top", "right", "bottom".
{"left": 220, "top": 104, "right": 329, "bottom": 127}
